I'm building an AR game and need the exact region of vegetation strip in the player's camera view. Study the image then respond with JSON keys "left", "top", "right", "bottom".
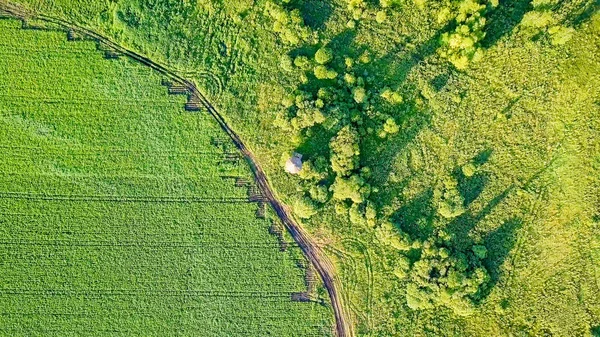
{"left": 0, "top": 2, "right": 351, "bottom": 336}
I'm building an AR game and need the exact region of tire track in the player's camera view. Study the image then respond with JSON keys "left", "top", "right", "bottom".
{"left": 0, "top": 3, "right": 353, "bottom": 336}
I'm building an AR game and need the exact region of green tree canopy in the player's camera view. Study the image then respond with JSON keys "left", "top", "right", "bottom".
{"left": 330, "top": 125, "right": 360, "bottom": 176}
{"left": 314, "top": 47, "right": 333, "bottom": 65}
{"left": 331, "top": 175, "right": 367, "bottom": 204}
{"left": 405, "top": 236, "right": 490, "bottom": 316}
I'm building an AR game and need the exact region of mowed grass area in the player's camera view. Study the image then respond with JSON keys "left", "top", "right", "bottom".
{"left": 0, "top": 19, "right": 332, "bottom": 336}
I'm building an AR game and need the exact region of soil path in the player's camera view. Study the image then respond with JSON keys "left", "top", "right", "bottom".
{"left": 0, "top": 2, "right": 353, "bottom": 336}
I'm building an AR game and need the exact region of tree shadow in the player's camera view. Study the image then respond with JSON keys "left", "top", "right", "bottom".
{"left": 591, "top": 325, "right": 600, "bottom": 337}
{"left": 430, "top": 71, "right": 451, "bottom": 92}
{"left": 391, "top": 189, "right": 436, "bottom": 242}
{"left": 446, "top": 185, "right": 515, "bottom": 250}
{"left": 453, "top": 148, "right": 494, "bottom": 207}
{"left": 328, "top": 29, "right": 361, "bottom": 59}
{"left": 477, "top": 217, "right": 523, "bottom": 301}
{"left": 372, "top": 24, "right": 451, "bottom": 88}
{"left": 473, "top": 148, "right": 493, "bottom": 166}
{"left": 482, "top": 0, "right": 532, "bottom": 48}
{"left": 563, "top": 0, "right": 599, "bottom": 27}
{"left": 295, "top": 125, "right": 333, "bottom": 159}
{"left": 293, "top": 0, "right": 334, "bottom": 30}
{"left": 499, "top": 95, "right": 522, "bottom": 119}
{"left": 454, "top": 169, "right": 489, "bottom": 207}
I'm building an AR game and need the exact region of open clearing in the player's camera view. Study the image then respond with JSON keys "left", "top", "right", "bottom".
{"left": 0, "top": 18, "right": 332, "bottom": 336}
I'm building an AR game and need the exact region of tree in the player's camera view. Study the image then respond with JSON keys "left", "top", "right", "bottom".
{"left": 548, "top": 25, "right": 575, "bottom": 45}
{"left": 406, "top": 283, "right": 435, "bottom": 310}
{"left": 437, "top": 0, "right": 493, "bottom": 70}
{"left": 314, "top": 47, "right": 333, "bottom": 65}
{"left": 344, "top": 73, "right": 357, "bottom": 86}
{"left": 290, "top": 107, "right": 325, "bottom": 130}
{"left": 331, "top": 175, "right": 366, "bottom": 203}
{"left": 330, "top": 125, "right": 360, "bottom": 176}
{"left": 380, "top": 87, "right": 403, "bottom": 104}
{"left": 393, "top": 255, "right": 411, "bottom": 280}
{"left": 404, "top": 234, "right": 491, "bottom": 316}
{"left": 266, "top": 2, "right": 315, "bottom": 46}
{"left": 294, "top": 55, "right": 312, "bottom": 70}
{"left": 375, "top": 10, "right": 387, "bottom": 23}
{"left": 353, "top": 87, "right": 367, "bottom": 103}
{"left": 379, "top": 118, "right": 399, "bottom": 138}
{"left": 437, "top": 176, "right": 466, "bottom": 219}
{"left": 375, "top": 221, "right": 412, "bottom": 250}
{"left": 293, "top": 197, "right": 318, "bottom": 219}
{"left": 280, "top": 54, "right": 293, "bottom": 72}
{"left": 472, "top": 245, "right": 487, "bottom": 259}
{"left": 380, "top": 0, "right": 401, "bottom": 6}
{"left": 348, "top": 203, "right": 367, "bottom": 225}
{"left": 314, "top": 65, "right": 338, "bottom": 79}
{"left": 309, "top": 184, "right": 330, "bottom": 203}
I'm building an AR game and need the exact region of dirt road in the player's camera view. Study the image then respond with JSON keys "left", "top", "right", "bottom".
{"left": 0, "top": 2, "right": 353, "bottom": 336}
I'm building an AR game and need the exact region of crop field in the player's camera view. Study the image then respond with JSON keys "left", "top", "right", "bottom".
{"left": 0, "top": 18, "right": 332, "bottom": 336}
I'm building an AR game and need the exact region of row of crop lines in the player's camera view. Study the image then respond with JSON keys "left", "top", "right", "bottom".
{"left": 0, "top": 262, "right": 309, "bottom": 295}
{"left": 0, "top": 148, "right": 245, "bottom": 176}
{"left": 0, "top": 201, "right": 263, "bottom": 232}
{"left": 0, "top": 141, "right": 244, "bottom": 169}
{"left": 0, "top": 176, "right": 248, "bottom": 200}
{"left": 0, "top": 292, "right": 332, "bottom": 336}
{"left": 0, "top": 300, "right": 332, "bottom": 337}
{"left": 0, "top": 148, "right": 231, "bottom": 172}
{"left": 0, "top": 203, "right": 284, "bottom": 255}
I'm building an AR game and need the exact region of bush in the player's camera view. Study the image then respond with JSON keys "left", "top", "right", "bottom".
{"left": 461, "top": 163, "right": 476, "bottom": 177}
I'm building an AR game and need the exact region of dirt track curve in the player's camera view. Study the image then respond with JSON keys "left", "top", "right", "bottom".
{"left": 0, "top": 2, "right": 353, "bottom": 336}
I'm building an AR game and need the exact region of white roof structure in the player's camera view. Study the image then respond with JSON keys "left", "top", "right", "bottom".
{"left": 285, "top": 152, "right": 303, "bottom": 174}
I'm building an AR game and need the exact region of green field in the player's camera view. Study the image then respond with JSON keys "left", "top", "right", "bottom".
{"left": 0, "top": 18, "right": 332, "bottom": 336}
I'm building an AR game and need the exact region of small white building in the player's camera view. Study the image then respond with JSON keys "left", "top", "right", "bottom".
{"left": 285, "top": 152, "right": 303, "bottom": 175}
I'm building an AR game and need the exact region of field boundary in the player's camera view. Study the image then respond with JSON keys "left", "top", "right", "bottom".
{"left": 0, "top": 2, "right": 353, "bottom": 336}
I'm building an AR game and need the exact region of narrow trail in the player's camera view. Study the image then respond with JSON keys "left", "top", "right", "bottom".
{"left": 0, "top": 2, "right": 353, "bottom": 337}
